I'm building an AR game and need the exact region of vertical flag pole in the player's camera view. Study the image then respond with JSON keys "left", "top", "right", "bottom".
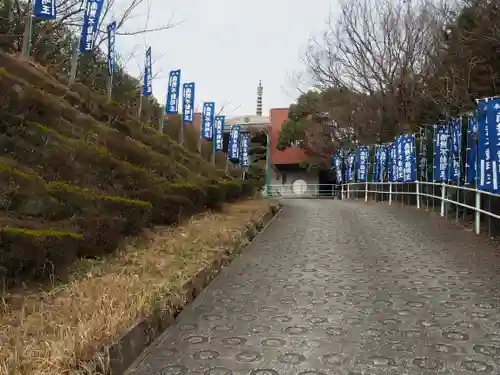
{"left": 265, "top": 132, "right": 271, "bottom": 197}
{"left": 474, "top": 110, "right": 481, "bottom": 234}
{"left": 180, "top": 117, "right": 184, "bottom": 148}
{"left": 138, "top": 91, "right": 143, "bottom": 119}
{"left": 68, "top": 39, "right": 79, "bottom": 86}
{"left": 432, "top": 125, "right": 436, "bottom": 213}
{"left": 21, "top": 0, "right": 34, "bottom": 58}
{"left": 456, "top": 117, "right": 462, "bottom": 224}
{"left": 211, "top": 123, "right": 216, "bottom": 166}
{"left": 415, "top": 132, "right": 420, "bottom": 209}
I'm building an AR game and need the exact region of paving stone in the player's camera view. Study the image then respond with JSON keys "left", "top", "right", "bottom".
{"left": 129, "top": 199, "right": 500, "bottom": 375}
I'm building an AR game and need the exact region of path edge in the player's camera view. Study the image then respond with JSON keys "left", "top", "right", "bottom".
{"left": 79, "top": 200, "right": 282, "bottom": 375}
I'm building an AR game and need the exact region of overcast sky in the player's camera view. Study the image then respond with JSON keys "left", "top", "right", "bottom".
{"left": 113, "top": 0, "right": 335, "bottom": 117}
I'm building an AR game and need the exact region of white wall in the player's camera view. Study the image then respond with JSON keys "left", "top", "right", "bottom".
{"left": 270, "top": 168, "right": 319, "bottom": 196}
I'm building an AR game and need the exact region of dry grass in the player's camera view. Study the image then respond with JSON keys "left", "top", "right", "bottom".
{"left": 0, "top": 199, "right": 274, "bottom": 375}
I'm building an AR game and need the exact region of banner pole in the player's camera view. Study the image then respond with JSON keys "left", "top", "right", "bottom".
{"left": 68, "top": 39, "right": 79, "bottom": 86}
{"left": 159, "top": 107, "right": 165, "bottom": 133}
{"left": 20, "top": 0, "right": 34, "bottom": 58}
{"left": 211, "top": 132, "right": 216, "bottom": 165}
{"left": 414, "top": 133, "right": 420, "bottom": 209}
{"left": 265, "top": 132, "right": 271, "bottom": 197}
{"left": 180, "top": 117, "right": 184, "bottom": 148}
{"left": 137, "top": 92, "right": 143, "bottom": 119}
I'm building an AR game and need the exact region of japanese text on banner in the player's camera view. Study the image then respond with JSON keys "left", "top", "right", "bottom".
{"left": 357, "top": 146, "right": 369, "bottom": 182}
{"left": 166, "top": 70, "right": 181, "bottom": 114}
{"left": 378, "top": 146, "right": 388, "bottom": 182}
{"left": 34, "top": 0, "right": 57, "bottom": 20}
{"left": 182, "top": 83, "right": 195, "bottom": 123}
{"left": 107, "top": 22, "right": 116, "bottom": 76}
{"left": 79, "top": 0, "right": 104, "bottom": 53}
{"left": 485, "top": 98, "right": 500, "bottom": 192}
{"left": 433, "top": 125, "right": 450, "bottom": 182}
{"left": 389, "top": 143, "right": 397, "bottom": 182}
{"left": 201, "top": 102, "right": 215, "bottom": 141}
{"left": 477, "top": 99, "right": 493, "bottom": 190}
{"left": 396, "top": 136, "right": 404, "bottom": 182}
{"left": 333, "top": 154, "right": 343, "bottom": 184}
{"left": 143, "top": 47, "right": 152, "bottom": 97}
{"left": 466, "top": 116, "right": 478, "bottom": 184}
{"left": 228, "top": 125, "right": 241, "bottom": 162}
{"left": 449, "top": 119, "right": 462, "bottom": 183}
{"left": 241, "top": 133, "right": 250, "bottom": 167}
{"left": 344, "top": 153, "right": 354, "bottom": 182}
{"left": 214, "top": 116, "right": 225, "bottom": 151}
{"left": 372, "top": 147, "right": 380, "bottom": 182}
{"left": 402, "top": 135, "right": 416, "bottom": 182}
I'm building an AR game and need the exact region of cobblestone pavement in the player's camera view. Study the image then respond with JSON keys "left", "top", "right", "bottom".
{"left": 129, "top": 199, "right": 500, "bottom": 375}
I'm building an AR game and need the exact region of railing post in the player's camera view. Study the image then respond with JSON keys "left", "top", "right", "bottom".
{"left": 475, "top": 189, "right": 481, "bottom": 234}
{"left": 440, "top": 182, "right": 446, "bottom": 217}
{"left": 389, "top": 182, "right": 392, "bottom": 205}
{"left": 416, "top": 181, "right": 420, "bottom": 209}
{"left": 340, "top": 184, "right": 344, "bottom": 200}
{"left": 364, "top": 182, "right": 368, "bottom": 202}
{"left": 347, "top": 184, "right": 350, "bottom": 200}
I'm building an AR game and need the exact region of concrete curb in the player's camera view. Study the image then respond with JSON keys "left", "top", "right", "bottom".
{"left": 80, "top": 201, "right": 282, "bottom": 375}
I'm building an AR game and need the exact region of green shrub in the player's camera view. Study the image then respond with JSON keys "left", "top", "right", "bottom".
{"left": 203, "top": 183, "right": 227, "bottom": 210}
{"left": 0, "top": 227, "right": 82, "bottom": 282}
{"left": 0, "top": 163, "right": 60, "bottom": 216}
{"left": 47, "top": 181, "right": 153, "bottom": 235}
{"left": 76, "top": 216, "right": 126, "bottom": 258}
{"left": 220, "top": 180, "right": 244, "bottom": 202}
{"left": 167, "top": 182, "right": 207, "bottom": 210}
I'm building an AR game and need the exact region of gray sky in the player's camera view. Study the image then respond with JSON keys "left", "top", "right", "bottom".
{"left": 115, "top": 0, "right": 335, "bottom": 117}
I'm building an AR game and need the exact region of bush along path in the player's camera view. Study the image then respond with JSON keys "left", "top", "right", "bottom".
{"left": 0, "top": 199, "right": 279, "bottom": 375}
{"left": 0, "top": 51, "right": 258, "bottom": 285}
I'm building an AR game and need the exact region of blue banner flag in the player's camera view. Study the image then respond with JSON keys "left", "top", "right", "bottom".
{"left": 486, "top": 98, "right": 500, "bottom": 193}
{"left": 466, "top": 116, "right": 478, "bottom": 184}
{"left": 214, "top": 115, "right": 225, "bottom": 151}
{"left": 332, "top": 154, "right": 343, "bottom": 184}
{"left": 375, "top": 145, "right": 388, "bottom": 182}
{"left": 381, "top": 145, "right": 388, "bottom": 182}
{"left": 182, "top": 83, "right": 195, "bottom": 123}
{"left": 201, "top": 102, "right": 215, "bottom": 141}
{"left": 389, "top": 142, "right": 397, "bottom": 182}
{"left": 241, "top": 133, "right": 250, "bottom": 167}
{"left": 419, "top": 127, "right": 430, "bottom": 181}
{"left": 107, "top": 22, "right": 116, "bottom": 76}
{"left": 356, "top": 146, "right": 369, "bottom": 182}
{"left": 450, "top": 118, "right": 462, "bottom": 182}
{"left": 402, "top": 135, "right": 416, "bottom": 182}
{"left": 434, "top": 125, "right": 451, "bottom": 182}
{"left": 34, "top": 0, "right": 56, "bottom": 19}
{"left": 166, "top": 70, "right": 181, "bottom": 114}
{"left": 395, "top": 135, "right": 404, "bottom": 182}
{"left": 228, "top": 125, "right": 241, "bottom": 162}
{"left": 143, "top": 47, "right": 152, "bottom": 97}
{"left": 79, "top": 0, "right": 104, "bottom": 53}
{"left": 476, "top": 97, "right": 500, "bottom": 192}
{"left": 373, "top": 147, "right": 380, "bottom": 182}
{"left": 344, "top": 152, "right": 354, "bottom": 182}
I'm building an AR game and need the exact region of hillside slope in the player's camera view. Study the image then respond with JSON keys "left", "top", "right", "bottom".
{"left": 0, "top": 52, "right": 256, "bottom": 284}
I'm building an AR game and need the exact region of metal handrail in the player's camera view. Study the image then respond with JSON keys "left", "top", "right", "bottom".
{"left": 266, "top": 181, "right": 500, "bottom": 236}
{"left": 340, "top": 181, "right": 499, "bottom": 234}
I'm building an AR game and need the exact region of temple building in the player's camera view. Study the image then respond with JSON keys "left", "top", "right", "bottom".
{"left": 194, "top": 81, "right": 328, "bottom": 196}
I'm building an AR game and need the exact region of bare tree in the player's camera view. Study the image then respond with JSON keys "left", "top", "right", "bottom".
{"left": 305, "top": 0, "right": 450, "bottom": 139}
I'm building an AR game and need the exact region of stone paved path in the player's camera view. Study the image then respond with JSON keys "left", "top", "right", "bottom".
{"left": 129, "top": 199, "right": 500, "bottom": 375}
